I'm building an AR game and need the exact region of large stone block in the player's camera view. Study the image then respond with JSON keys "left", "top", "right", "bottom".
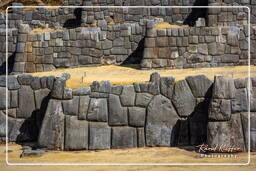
{"left": 146, "top": 95, "right": 179, "bottom": 146}
{"left": 89, "top": 122, "right": 111, "bottom": 150}
{"left": 51, "top": 77, "right": 66, "bottom": 99}
{"left": 0, "top": 87, "right": 7, "bottom": 110}
{"left": 17, "top": 86, "right": 35, "bottom": 118}
{"left": 108, "top": 94, "right": 128, "bottom": 126}
{"left": 160, "top": 76, "right": 175, "bottom": 99}
{"left": 207, "top": 114, "right": 245, "bottom": 152}
{"left": 111, "top": 127, "right": 137, "bottom": 149}
{"left": 120, "top": 85, "right": 136, "bottom": 106}
{"left": 78, "top": 95, "right": 90, "bottom": 120}
{"left": 135, "top": 93, "right": 153, "bottom": 107}
{"left": 38, "top": 100, "right": 65, "bottom": 150}
{"left": 128, "top": 107, "right": 146, "bottom": 127}
{"left": 87, "top": 98, "right": 108, "bottom": 122}
{"left": 34, "top": 89, "right": 50, "bottom": 110}
{"left": 185, "top": 75, "right": 213, "bottom": 98}
{"left": 241, "top": 113, "right": 256, "bottom": 151}
{"left": 65, "top": 116, "right": 89, "bottom": 150}
{"left": 232, "top": 88, "right": 248, "bottom": 113}
{"left": 62, "top": 96, "right": 79, "bottom": 115}
{"left": 212, "top": 76, "right": 235, "bottom": 99}
{"left": 209, "top": 98, "right": 231, "bottom": 121}
{"left": 137, "top": 128, "right": 145, "bottom": 147}
{"left": 172, "top": 80, "right": 196, "bottom": 117}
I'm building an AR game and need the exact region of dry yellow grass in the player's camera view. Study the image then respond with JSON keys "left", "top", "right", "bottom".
{"left": 29, "top": 28, "right": 62, "bottom": 34}
{"left": 31, "top": 65, "right": 256, "bottom": 89}
{"left": 0, "top": 144, "right": 255, "bottom": 171}
{"left": 155, "top": 22, "right": 189, "bottom": 29}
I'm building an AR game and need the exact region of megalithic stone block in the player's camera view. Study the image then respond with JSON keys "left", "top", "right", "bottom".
{"left": 38, "top": 99, "right": 65, "bottom": 150}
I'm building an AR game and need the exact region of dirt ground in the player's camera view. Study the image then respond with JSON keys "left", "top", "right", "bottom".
{"left": 31, "top": 65, "right": 256, "bottom": 89}
{"left": 0, "top": 144, "right": 256, "bottom": 171}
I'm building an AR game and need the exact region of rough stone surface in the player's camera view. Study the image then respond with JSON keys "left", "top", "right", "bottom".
{"left": 172, "top": 80, "right": 196, "bottom": 117}
{"left": 146, "top": 95, "right": 179, "bottom": 146}
{"left": 34, "top": 88, "right": 50, "bottom": 109}
{"left": 213, "top": 76, "right": 235, "bottom": 99}
{"left": 62, "top": 96, "right": 79, "bottom": 115}
{"left": 241, "top": 113, "right": 256, "bottom": 151}
{"left": 120, "top": 86, "right": 136, "bottom": 106}
{"left": 38, "top": 100, "right": 65, "bottom": 150}
{"left": 108, "top": 94, "right": 128, "bottom": 126}
{"left": 65, "top": 116, "right": 89, "bottom": 150}
{"left": 78, "top": 95, "right": 90, "bottom": 120}
{"left": 135, "top": 93, "right": 153, "bottom": 107}
{"left": 208, "top": 98, "right": 232, "bottom": 121}
{"left": 87, "top": 98, "right": 108, "bottom": 122}
{"left": 89, "top": 122, "right": 111, "bottom": 150}
{"left": 128, "top": 107, "right": 146, "bottom": 127}
{"left": 160, "top": 76, "right": 175, "bottom": 99}
{"left": 111, "top": 127, "right": 137, "bottom": 149}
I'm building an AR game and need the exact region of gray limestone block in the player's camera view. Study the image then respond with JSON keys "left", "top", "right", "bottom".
{"left": 17, "top": 86, "right": 35, "bottom": 118}
{"left": 87, "top": 98, "right": 108, "bottom": 122}
{"left": 128, "top": 107, "right": 146, "bottom": 127}
{"left": 17, "top": 74, "right": 33, "bottom": 85}
{"left": 212, "top": 76, "right": 236, "bottom": 99}
{"left": 51, "top": 77, "right": 66, "bottom": 99}
{"left": 231, "top": 88, "right": 248, "bottom": 113}
{"left": 135, "top": 93, "right": 153, "bottom": 107}
{"left": 30, "top": 77, "right": 41, "bottom": 90}
{"left": 40, "top": 77, "right": 48, "bottom": 89}
{"left": 120, "top": 85, "right": 136, "bottom": 106}
{"left": 148, "top": 72, "right": 161, "bottom": 95}
{"left": 0, "top": 87, "right": 7, "bottom": 110}
{"left": 63, "top": 88, "right": 73, "bottom": 100}
{"left": 78, "top": 95, "right": 90, "bottom": 120}
{"left": 144, "top": 38, "right": 156, "bottom": 48}
{"left": 108, "top": 94, "right": 128, "bottom": 126}
{"left": 111, "top": 85, "right": 123, "bottom": 95}
{"left": 8, "top": 76, "right": 20, "bottom": 90}
{"left": 73, "top": 86, "right": 91, "bottom": 96}
{"left": 111, "top": 127, "right": 137, "bottom": 149}
{"left": 65, "top": 116, "right": 89, "bottom": 150}
{"left": 89, "top": 122, "right": 111, "bottom": 150}
{"left": 89, "top": 92, "right": 109, "bottom": 98}
{"left": 208, "top": 98, "right": 232, "bottom": 121}
{"left": 62, "top": 96, "right": 79, "bottom": 115}
{"left": 90, "top": 81, "right": 111, "bottom": 93}
{"left": 8, "top": 117, "right": 25, "bottom": 142}
{"left": 156, "top": 37, "right": 168, "bottom": 47}
{"left": 234, "top": 78, "right": 247, "bottom": 89}
{"left": 160, "top": 76, "right": 175, "bottom": 99}
{"left": 241, "top": 112, "right": 256, "bottom": 151}
{"left": 251, "top": 77, "right": 256, "bottom": 87}
{"left": 146, "top": 95, "right": 179, "bottom": 147}
{"left": 10, "top": 90, "right": 18, "bottom": 108}
{"left": 34, "top": 88, "right": 50, "bottom": 110}
{"left": 38, "top": 99, "right": 65, "bottom": 150}
{"left": 47, "top": 76, "right": 55, "bottom": 90}
{"left": 172, "top": 80, "right": 196, "bottom": 117}
{"left": 137, "top": 128, "right": 145, "bottom": 147}
{"left": 185, "top": 75, "right": 213, "bottom": 98}
{"left": 207, "top": 113, "right": 245, "bottom": 152}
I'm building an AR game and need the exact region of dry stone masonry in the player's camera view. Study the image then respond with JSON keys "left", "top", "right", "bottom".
{"left": 0, "top": 73, "right": 255, "bottom": 152}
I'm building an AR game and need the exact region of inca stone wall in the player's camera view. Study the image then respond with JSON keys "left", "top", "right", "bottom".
{"left": 1, "top": 0, "right": 256, "bottom": 74}
{"left": 0, "top": 73, "right": 255, "bottom": 151}
{"left": 141, "top": 24, "right": 255, "bottom": 69}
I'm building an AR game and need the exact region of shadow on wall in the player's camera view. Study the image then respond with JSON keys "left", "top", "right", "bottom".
{"left": 16, "top": 93, "right": 51, "bottom": 144}
{"left": 183, "top": 0, "right": 208, "bottom": 26}
{"left": 121, "top": 38, "right": 145, "bottom": 65}
{"left": 63, "top": 8, "right": 82, "bottom": 28}
{"left": 0, "top": 52, "right": 15, "bottom": 75}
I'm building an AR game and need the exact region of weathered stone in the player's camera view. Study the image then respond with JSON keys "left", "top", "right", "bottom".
{"left": 111, "top": 127, "right": 137, "bottom": 149}
{"left": 89, "top": 122, "right": 111, "bottom": 150}
{"left": 108, "top": 94, "right": 128, "bottom": 126}
{"left": 89, "top": 92, "right": 109, "bottom": 98}
{"left": 221, "top": 54, "right": 239, "bottom": 63}
{"left": 87, "top": 98, "right": 108, "bottom": 122}
{"left": 128, "top": 107, "right": 146, "bottom": 127}
{"left": 65, "top": 116, "right": 89, "bottom": 150}
{"left": 91, "top": 81, "right": 111, "bottom": 93}
{"left": 213, "top": 76, "right": 235, "bottom": 99}
{"left": 17, "top": 74, "right": 33, "bottom": 85}
{"left": 30, "top": 77, "right": 41, "bottom": 90}
{"left": 185, "top": 75, "right": 213, "bottom": 98}
{"left": 34, "top": 88, "right": 50, "bottom": 109}
{"left": 135, "top": 93, "right": 153, "bottom": 107}
{"left": 137, "top": 128, "right": 145, "bottom": 147}
{"left": 63, "top": 88, "right": 73, "bottom": 100}
{"left": 62, "top": 96, "right": 79, "bottom": 115}
{"left": 78, "top": 96, "right": 90, "bottom": 120}
{"left": 10, "top": 90, "right": 18, "bottom": 108}
{"left": 111, "top": 85, "right": 123, "bottom": 95}
{"left": 17, "top": 86, "right": 35, "bottom": 118}
{"left": 232, "top": 88, "right": 248, "bottom": 113}
{"left": 207, "top": 114, "right": 245, "bottom": 152}
{"left": 0, "top": 87, "right": 7, "bottom": 110}
{"left": 234, "top": 78, "right": 247, "bottom": 89}
{"left": 160, "top": 76, "right": 175, "bottom": 99}
{"left": 51, "top": 77, "right": 66, "bottom": 99}
{"left": 120, "top": 86, "right": 136, "bottom": 106}
{"left": 208, "top": 98, "right": 231, "bottom": 121}
{"left": 172, "top": 80, "right": 196, "bottom": 117}
{"left": 73, "top": 86, "right": 91, "bottom": 96}
{"left": 7, "top": 76, "right": 20, "bottom": 90}
{"left": 241, "top": 113, "right": 256, "bottom": 151}
{"left": 38, "top": 100, "right": 65, "bottom": 150}
{"left": 146, "top": 95, "right": 179, "bottom": 146}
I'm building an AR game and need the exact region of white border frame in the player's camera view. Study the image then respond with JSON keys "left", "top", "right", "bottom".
{"left": 5, "top": 5, "right": 251, "bottom": 166}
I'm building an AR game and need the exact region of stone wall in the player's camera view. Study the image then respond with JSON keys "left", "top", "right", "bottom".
{"left": 0, "top": 73, "right": 255, "bottom": 151}
{"left": 141, "top": 24, "right": 255, "bottom": 69}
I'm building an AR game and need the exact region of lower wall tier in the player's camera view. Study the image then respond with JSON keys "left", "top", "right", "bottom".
{"left": 0, "top": 73, "right": 255, "bottom": 151}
